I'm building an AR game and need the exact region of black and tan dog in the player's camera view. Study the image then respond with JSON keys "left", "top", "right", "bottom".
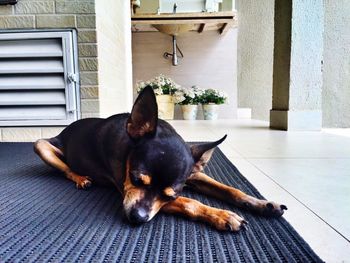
{"left": 34, "top": 86, "right": 287, "bottom": 231}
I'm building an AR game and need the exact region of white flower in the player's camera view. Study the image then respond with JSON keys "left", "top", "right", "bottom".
{"left": 154, "top": 87, "right": 163, "bottom": 95}
{"left": 136, "top": 81, "right": 146, "bottom": 93}
{"left": 192, "top": 86, "right": 204, "bottom": 96}
{"left": 136, "top": 74, "right": 181, "bottom": 95}
{"left": 218, "top": 90, "right": 228, "bottom": 99}
{"left": 184, "top": 88, "right": 195, "bottom": 98}
{"left": 173, "top": 91, "right": 185, "bottom": 103}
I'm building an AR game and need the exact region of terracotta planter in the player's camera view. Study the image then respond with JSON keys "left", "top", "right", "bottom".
{"left": 181, "top": 104, "right": 198, "bottom": 120}
{"left": 156, "top": 95, "right": 174, "bottom": 120}
{"left": 202, "top": 104, "right": 219, "bottom": 120}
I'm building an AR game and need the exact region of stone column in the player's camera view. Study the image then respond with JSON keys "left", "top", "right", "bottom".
{"left": 96, "top": 0, "right": 133, "bottom": 118}
{"left": 270, "top": 0, "right": 324, "bottom": 130}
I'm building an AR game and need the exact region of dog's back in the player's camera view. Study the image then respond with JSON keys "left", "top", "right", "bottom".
{"left": 50, "top": 114, "right": 131, "bottom": 187}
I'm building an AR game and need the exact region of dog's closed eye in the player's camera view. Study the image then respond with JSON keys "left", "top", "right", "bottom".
{"left": 130, "top": 171, "right": 152, "bottom": 186}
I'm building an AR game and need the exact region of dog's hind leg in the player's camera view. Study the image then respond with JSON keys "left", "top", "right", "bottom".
{"left": 161, "top": 196, "right": 247, "bottom": 232}
{"left": 34, "top": 139, "right": 91, "bottom": 189}
{"left": 186, "top": 172, "right": 287, "bottom": 217}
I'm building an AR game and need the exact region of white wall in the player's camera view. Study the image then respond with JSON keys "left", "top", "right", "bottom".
{"left": 132, "top": 29, "right": 237, "bottom": 119}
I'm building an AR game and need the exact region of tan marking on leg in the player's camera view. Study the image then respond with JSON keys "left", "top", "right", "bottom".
{"left": 34, "top": 139, "right": 92, "bottom": 189}
{"left": 186, "top": 172, "right": 287, "bottom": 217}
{"left": 161, "top": 196, "right": 247, "bottom": 231}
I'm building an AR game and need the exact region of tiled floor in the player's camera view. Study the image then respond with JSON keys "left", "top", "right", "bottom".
{"left": 169, "top": 119, "right": 350, "bottom": 263}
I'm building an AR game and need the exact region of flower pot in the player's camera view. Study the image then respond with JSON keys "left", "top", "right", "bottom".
{"left": 181, "top": 104, "right": 198, "bottom": 120}
{"left": 156, "top": 95, "right": 174, "bottom": 120}
{"left": 202, "top": 104, "right": 219, "bottom": 120}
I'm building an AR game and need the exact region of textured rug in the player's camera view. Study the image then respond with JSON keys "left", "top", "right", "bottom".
{"left": 0, "top": 143, "right": 323, "bottom": 262}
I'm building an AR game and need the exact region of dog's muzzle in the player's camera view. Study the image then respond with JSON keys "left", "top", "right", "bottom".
{"left": 127, "top": 207, "right": 149, "bottom": 224}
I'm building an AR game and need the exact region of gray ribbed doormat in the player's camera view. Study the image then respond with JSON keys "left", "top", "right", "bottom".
{"left": 0, "top": 143, "right": 323, "bottom": 262}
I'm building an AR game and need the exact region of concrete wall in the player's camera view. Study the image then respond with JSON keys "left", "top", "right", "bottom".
{"left": 270, "top": 0, "right": 323, "bottom": 131}
{"left": 237, "top": 0, "right": 350, "bottom": 128}
{"left": 289, "top": 0, "right": 323, "bottom": 111}
{"left": 323, "top": 0, "right": 350, "bottom": 128}
{"left": 132, "top": 30, "right": 237, "bottom": 119}
{"left": 236, "top": 0, "right": 274, "bottom": 121}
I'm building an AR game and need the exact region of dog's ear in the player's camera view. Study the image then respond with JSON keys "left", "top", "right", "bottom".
{"left": 127, "top": 86, "right": 158, "bottom": 139}
{"left": 190, "top": 135, "right": 227, "bottom": 172}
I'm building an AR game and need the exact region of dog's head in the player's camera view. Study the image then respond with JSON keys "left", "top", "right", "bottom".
{"left": 123, "top": 86, "right": 226, "bottom": 224}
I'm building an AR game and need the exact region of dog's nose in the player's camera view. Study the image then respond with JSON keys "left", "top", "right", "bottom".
{"left": 129, "top": 207, "right": 149, "bottom": 224}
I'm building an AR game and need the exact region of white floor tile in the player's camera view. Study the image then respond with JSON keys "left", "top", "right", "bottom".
{"left": 169, "top": 119, "right": 350, "bottom": 263}
{"left": 228, "top": 158, "right": 350, "bottom": 263}
{"left": 247, "top": 158, "right": 350, "bottom": 240}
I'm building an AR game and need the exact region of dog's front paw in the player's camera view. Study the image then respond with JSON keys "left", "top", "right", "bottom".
{"left": 211, "top": 210, "right": 248, "bottom": 232}
{"left": 75, "top": 176, "right": 92, "bottom": 189}
{"left": 260, "top": 201, "right": 287, "bottom": 217}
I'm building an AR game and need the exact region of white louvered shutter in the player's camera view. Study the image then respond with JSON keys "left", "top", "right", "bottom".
{"left": 0, "top": 31, "right": 80, "bottom": 126}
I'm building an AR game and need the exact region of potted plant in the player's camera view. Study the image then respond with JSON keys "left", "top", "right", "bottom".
{"left": 174, "top": 86, "right": 204, "bottom": 120}
{"left": 136, "top": 74, "right": 180, "bottom": 120}
{"left": 198, "top": 88, "right": 228, "bottom": 120}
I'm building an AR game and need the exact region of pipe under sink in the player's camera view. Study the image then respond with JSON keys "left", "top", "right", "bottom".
{"left": 152, "top": 4, "right": 192, "bottom": 65}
